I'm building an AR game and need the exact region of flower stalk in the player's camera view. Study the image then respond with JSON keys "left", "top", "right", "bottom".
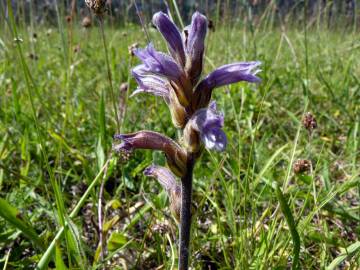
{"left": 113, "top": 11, "right": 260, "bottom": 269}
{"left": 179, "top": 154, "right": 195, "bottom": 270}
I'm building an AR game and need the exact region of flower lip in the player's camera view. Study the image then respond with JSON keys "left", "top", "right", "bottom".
{"left": 133, "top": 43, "right": 182, "bottom": 81}
{"left": 186, "top": 102, "right": 227, "bottom": 152}
{"left": 131, "top": 64, "right": 170, "bottom": 98}
{"left": 143, "top": 165, "right": 155, "bottom": 176}
{"left": 201, "top": 127, "right": 227, "bottom": 152}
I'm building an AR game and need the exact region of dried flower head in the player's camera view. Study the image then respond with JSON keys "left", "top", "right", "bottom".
{"left": 82, "top": 16, "right": 92, "bottom": 28}
{"left": 119, "top": 82, "right": 128, "bottom": 92}
{"left": 293, "top": 159, "right": 312, "bottom": 174}
{"left": 85, "top": 0, "right": 106, "bottom": 16}
{"left": 128, "top": 43, "right": 139, "bottom": 56}
{"left": 302, "top": 112, "right": 317, "bottom": 132}
{"left": 65, "top": 15, "right": 72, "bottom": 23}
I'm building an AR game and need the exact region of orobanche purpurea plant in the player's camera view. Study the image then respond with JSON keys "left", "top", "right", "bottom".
{"left": 114, "top": 11, "right": 261, "bottom": 269}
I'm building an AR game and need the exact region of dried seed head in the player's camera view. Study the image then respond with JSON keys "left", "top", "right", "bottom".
{"left": 73, "top": 44, "right": 80, "bottom": 53}
{"left": 82, "top": 16, "right": 92, "bottom": 28}
{"left": 65, "top": 15, "right": 72, "bottom": 23}
{"left": 128, "top": 43, "right": 139, "bottom": 56}
{"left": 293, "top": 159, "right": 312, "bottom": 174}
{"left": 208, "top": 19, "right": 215, "bottom": 32}
{"left": 85, "top": 0, "right": 106, "bottom": 16}
{"left": 302, "top": 112, "right": 317, "bottom": 132}
{"left": 119, "top": 82, "right": 128, "bottom": 93}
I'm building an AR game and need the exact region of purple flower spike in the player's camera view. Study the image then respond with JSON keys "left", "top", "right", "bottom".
{"left": 185, "top": 12, "right": 208, "bottom": 85}
{"left": 193, "top": 61, "right": 261, "bottom": 109}
{"left": 186, "top": 102, "right": 227, "bottom": 152}
{"left": 131, "top": 65, "right": 170, "bottom": 98}
{"left": 114, "top": 131, "right": 187, "bottom": 177}
{"left": 152, "top": 12, "right": 186, "bottom": 67}
{"left": 133, "top": 43, "right": 182, "bottom": 81}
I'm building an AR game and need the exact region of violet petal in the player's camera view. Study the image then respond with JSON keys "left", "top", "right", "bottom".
{"left": 134, "top": 43, "right": 182, "bottom": 81}
{"left": 152, "top": 12, "right": 186, "bottom": 67}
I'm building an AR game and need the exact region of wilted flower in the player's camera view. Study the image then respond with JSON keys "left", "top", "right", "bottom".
{"left": 144, "top": 165, "right": 181, "bottom": 222}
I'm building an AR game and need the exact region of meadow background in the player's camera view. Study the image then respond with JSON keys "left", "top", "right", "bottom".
{"left": 0, "top": 0, "right": 359, "bottom": 269}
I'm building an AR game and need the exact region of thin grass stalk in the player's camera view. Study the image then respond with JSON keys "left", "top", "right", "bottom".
{"left": 179, "top": 155, "right": 195, "bottom": 270}
{"left": 171, "top": 0, "right": 184, "bottom": 28}
{"left": 98, "top": 17, "right": 120, "bottom": 133}
{"left": 6, "top": 0, "right": 67, "bottom": 233}
{"left": 274, "top": 183, "right": 300, "bottom": 270}
{"left": 133, "top": 0, "right": 151, "bottom": 43}
{"left": 35, "top": 160, "right": 110, "bottom": 270}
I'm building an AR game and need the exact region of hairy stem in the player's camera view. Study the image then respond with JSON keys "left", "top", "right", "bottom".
{"left": 179, "top": 155, "right": 195, "bottom": 270}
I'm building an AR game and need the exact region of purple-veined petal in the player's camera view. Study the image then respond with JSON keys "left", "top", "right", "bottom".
{"left": 113, "top": 131, "right": 187, "bottom": 176}
{"left": 133, "top": 43, "right": 182, "bottom": 81}
{"left": 144, "top": 165, "right": 178, "bottom": 193}
{"left": 152, "top": 12, "right": 186, "bottom": 67}
{"left": 199, "top": 61, "right": 261, "bottom": 89}
{"left": 185, "top": 102, "right": 227, "bottom": 152}
{"left": 131, "top": 65, "right": 169, "bottom": 98}
{"left": 193, "top": 61, "right": 261, "bottom": 109}
{"left": 185, "top": 12, "right": 207, "bottom": 85}
{"left": 144, "top": 165, "right": 181, "bottom": 222}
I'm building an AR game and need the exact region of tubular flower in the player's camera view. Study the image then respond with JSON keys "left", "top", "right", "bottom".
{"left": 113, "top": 131, "right": 187, "bottom": 177}
{"left": 184, "top": 11, "right": 208, "bottom": 86}
{"left": 184, "top": 102, "right": 227, "bottom": 153}
{"left": 152, "top": 12, "right": 186, "bottom": 68}
{"left": 192, "top": 61, "right": 261, "bottom": 109}
{"left": 144, "top": 165, "right": 181, "bottom": 222}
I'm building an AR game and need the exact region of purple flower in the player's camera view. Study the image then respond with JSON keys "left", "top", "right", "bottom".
{"left": 185, "top": 102, "right": 227, "bottom": 152}
{"left": 133, "top": 43, "right": 182, "bottom": 81}
{"left": 193, "top": 61, "right": 261, "bottom": 109}
{"left": 152, "top": 12, "right": 186, "bottom": 67}
{"left": 184, "top": 12, "right": 208, "bottom": 85}
{"left": 114, "top": 131, "right": 187, "bottom": 176}
{"left": 131, "top": 65, "right": 170, "bottom": 99}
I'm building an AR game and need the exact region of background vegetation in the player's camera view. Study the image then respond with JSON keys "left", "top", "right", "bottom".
{"left": 0, "top": 0, "right": 359, "bottom": 269}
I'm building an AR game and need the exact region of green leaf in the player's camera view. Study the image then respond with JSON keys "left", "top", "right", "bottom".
{"left": 0, "top": 197, "right": 44, "bottom": 250}
{"left": 55, "top": 244, "right": 68, "bottom": 270}
{"left": 326, "top": 241, "right": 360, "bottom": 270}
{"left": 107, "top": 232, "right": 128, "bottom": 252}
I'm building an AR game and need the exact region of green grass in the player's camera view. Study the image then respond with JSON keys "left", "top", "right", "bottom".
{"left": 0, "top": 13, "right": 359, "bottom": 270}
